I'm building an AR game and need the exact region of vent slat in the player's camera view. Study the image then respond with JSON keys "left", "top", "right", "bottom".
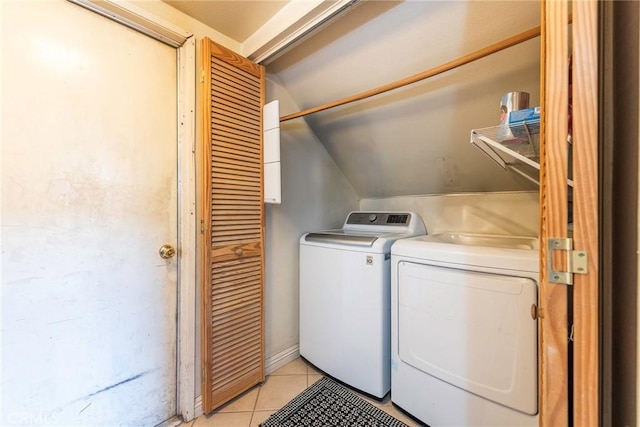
{"left": 209, "top": 304, "right": 261, "bottom": 328}
{"left": 212, "top": 181, "right": 260, "bottom": 191}
{"left": 212, "top": 230, "right": 262, "bottom": 240}
{"left": 212, "top": 190, "right": 261, "bottom": 199}
{"left": 211, "top": 286, "right": 261, "bottom": 304}
{"left": 211, "top": 292, "right": 261, "bottom": 317}
{"left": 212, "top": 79, "right": 261, "bottom": 106}
{"left": 212, "top": 92, "right": 262, "bottom": 121}
{"left": 212, "top": 212, "right": 262, "bottom": 220}
{"left": 212, "top": 135, "right": 261, "bottom": 153}
{"left": 213, "top": 146, "right": 260, "bottom": 161}
{"left": 212, "top": 272, "right": 261, "bottom": 286}
{"left": 212, "top": 58, "right": 261, "bottom": 90}
{"left": 212, "top": 160, "right": 261, "bottom": 175}
{"left": 212, "top": 129, "right": 261, "bottom": 148}
{"left": 211, "top": 264, "right": 261, "bottom": 282}
{"left": 212, "top": 338, "right": 262, "bottom": 370}
{"left": 212, "top": 318, "right": 261, "bottom": 343}
{"left": 212, "top": 108, "right": 261, "bottom": 132}
{"left": 211, "top": 354, "right": 262, "bottom": 390}
{"left": 210, "top": 90, "right": 260, "bottom": 115}
{"left": 212, "top": 171, "right": 261, "bottom": 183}
{"left": 211, "top": 337, "right": 262, "bottom": 367}
{"left": 212, "top": 120, "right": 260, "bottom": 140}
{"left": 211, "top": 83, "right": 261, "bottom": 108}
{"left": 212, "top": 236, "right": 262, "bottom": 246}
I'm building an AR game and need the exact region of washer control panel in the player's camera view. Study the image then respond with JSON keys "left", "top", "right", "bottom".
{"left": 346, "top": 212, "right": 411, "bottom": 226}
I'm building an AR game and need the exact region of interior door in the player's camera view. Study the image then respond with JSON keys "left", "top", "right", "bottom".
{"left": 200, "top": 37, "right": 266, "bottom": 413}
{"left": 1, "top": 1, "right": 178, "bottom": 425}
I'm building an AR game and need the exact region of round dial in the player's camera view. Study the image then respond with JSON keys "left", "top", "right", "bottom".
{"left": 368, "top": 214, "right": 377, "bottom": 222}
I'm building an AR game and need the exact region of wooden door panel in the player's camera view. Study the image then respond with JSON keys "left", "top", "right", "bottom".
{"left": 539, "top": 1, "right": 600, "bottom": 425}
{"left": 571, "top": 0, "right": 600, "bottom": 425}
{"left": 539, "top": 0, "right": 570, "bottom": 424}
{"left": 201, "top": 37, "right": 266, "bottom": 412}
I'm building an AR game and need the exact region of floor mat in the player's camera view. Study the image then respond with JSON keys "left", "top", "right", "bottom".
{"left": 259, "top": 377, "right": 409, "bottom": 427}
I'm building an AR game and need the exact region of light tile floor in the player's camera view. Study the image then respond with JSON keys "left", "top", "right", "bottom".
{"left": 182, "top": 357, "right": 424, "bottom": 427}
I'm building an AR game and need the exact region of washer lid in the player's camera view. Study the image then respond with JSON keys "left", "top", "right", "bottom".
{"left": 304, "top": 232, "right": 378, "bottom": 247}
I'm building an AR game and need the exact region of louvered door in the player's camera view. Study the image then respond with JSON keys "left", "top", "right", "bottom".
{"left": 200, "top": 37, "right": 266, "bottom": 413}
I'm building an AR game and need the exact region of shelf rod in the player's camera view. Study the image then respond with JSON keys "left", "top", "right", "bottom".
{"left": 280, "top": 25, "right": 542, "bottom": 123}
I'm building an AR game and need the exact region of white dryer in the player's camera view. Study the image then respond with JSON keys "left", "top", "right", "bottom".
{"left": 391, "top": 233, "right": 539, "bottom": 426}
{"left": 300, "top": 211, "right": 426, "bottom": 398}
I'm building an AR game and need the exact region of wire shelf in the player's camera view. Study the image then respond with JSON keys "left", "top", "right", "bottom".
{"left": 470, "top": 121, "right": 573, "bottom": 188}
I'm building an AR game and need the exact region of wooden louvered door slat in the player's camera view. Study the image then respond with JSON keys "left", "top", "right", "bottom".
{"left": 200, "top": 37, "right": 265, "bottom": 413}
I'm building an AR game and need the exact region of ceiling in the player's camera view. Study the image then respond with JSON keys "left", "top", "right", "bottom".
{"left": 163, "top": 0, "right": 288, "bottom": 42}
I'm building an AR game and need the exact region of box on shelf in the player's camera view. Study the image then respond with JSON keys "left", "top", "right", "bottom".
{"left": 508, "top": 106, "right": 540, "bottom": 138}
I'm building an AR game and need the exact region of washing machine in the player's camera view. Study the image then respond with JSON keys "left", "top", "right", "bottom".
{"left": 299, "top": 211, "right": 426, "bottom": 398}
{"left": 391, "top": 233, "right": 539, "bottom": 426}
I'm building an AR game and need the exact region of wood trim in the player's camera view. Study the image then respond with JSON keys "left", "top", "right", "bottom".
{"left": 539, "top": 0, "right": 570, "bottom": 425}
{"left": 177, "top": 37, "right": 197, "bottom": 422}
{"left": 258, "top": 64, "right": 266, "bottom": 396}
{"left": 208, "top": 40, "right": 263, "bottom": 78}
{"left": 572, "top": 1, "right": 600, "bottom": 425}
{"left": 67, "top": 0, "right": 191, "bottom": 48}
{"left": 200, "top": 36, "right": 214, "bottom": 414}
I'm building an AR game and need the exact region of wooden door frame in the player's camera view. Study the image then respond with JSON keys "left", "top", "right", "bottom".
{"left": 571, "top": 1, "right": 599, "bottom": 424}
{"left": 539, "top": 0, "right": 570, "bottom": 422}
{"left": 66, "top": 0, "right": 198, "bottom": 421}
{"left": 539, "top": 0, "right": 600, "bottom": 425}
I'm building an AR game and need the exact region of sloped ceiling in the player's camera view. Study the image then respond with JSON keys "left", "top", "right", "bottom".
{"left": 268, "top": 1, "right": 542, "bottom": 198}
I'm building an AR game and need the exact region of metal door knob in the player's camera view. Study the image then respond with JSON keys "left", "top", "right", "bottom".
{"left": 159, "top": 244, "right": 176, "bottom": 259}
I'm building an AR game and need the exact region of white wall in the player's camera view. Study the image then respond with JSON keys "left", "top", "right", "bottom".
{"left": 361, "top": 191, "right": 539, "bottom": 237}
{"left": 263, "top": 74, "right": 359, "bottom": 368}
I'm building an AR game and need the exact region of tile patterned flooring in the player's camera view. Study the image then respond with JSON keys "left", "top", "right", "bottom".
{"left": 182, "top": 357, "right": 424, "bottom": 427}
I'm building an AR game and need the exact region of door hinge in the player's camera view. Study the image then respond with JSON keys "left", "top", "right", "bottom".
{"left": 547, "top": 237, "right": 588, "bottom": 285}
{"left": 202, "top": 368, "right": 206, "bottom": 383}
{"left": 200, "top": 219, "right": 206, "bottom": 234}
{"left": 200, "top": 68, "right": 205, "bottom": 84}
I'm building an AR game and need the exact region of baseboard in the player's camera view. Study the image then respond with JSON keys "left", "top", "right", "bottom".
{"left": 157, "top": 415, "right": 183, "bottom": 427}
{"left": 265, "top": 344, "right": 300, "bottom": 375}
{"left": 194, "top": 395, "right": 203, "bottom": 419}
{"left": 192, "top": 344, "right": 300, "bottom": 418}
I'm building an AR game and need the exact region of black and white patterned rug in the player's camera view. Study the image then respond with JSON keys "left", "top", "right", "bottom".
{"left": 259, "top": 377, "right": 409, "bottom": 427}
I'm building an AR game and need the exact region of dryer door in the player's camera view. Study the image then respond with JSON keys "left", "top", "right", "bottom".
{"left": 397, "top": 261, "right": 537, "bottom": 415}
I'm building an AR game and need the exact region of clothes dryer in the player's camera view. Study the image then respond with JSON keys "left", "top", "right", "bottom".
{"left": 391, "top": 233, "right": 539, "bottom": 426}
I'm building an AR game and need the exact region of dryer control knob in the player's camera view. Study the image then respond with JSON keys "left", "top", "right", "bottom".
{"left": 368, "top": 214, "right": 377, "bottom": 222}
